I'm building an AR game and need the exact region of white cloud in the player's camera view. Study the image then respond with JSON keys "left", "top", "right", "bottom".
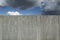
{"left": 7, "top": 11, "right": 22, "bottom": 15}
{"left": 0, "top": 0, "right": 8, "bottom": 6}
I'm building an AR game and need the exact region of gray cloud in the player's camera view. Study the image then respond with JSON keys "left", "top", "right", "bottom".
{"left": 0, "top": 0, "right": 8, "bottom": 6}
{"left": 0, "top": 0, "right": 60, "bottom": 11}
{"left": 0, "top": 0, "right": 37, "bottom": 10}
{"left": 6, "top": 0, "right": 37, "bottom": 10}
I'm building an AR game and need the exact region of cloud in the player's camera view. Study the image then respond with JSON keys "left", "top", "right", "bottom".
{"left": 7, "top": 11, "right": 22, "bottom": 15}
{"left": 12, "top": 0, "right": 36, "bottom": 10}
{"left": 0, "top": 0, "right": 8, "bottom": 6}
{"left": 0, "top": 0, "right": 37, "bottom": 10}
{"left": 0, "top": 0, "right": 58, "bottom": 11}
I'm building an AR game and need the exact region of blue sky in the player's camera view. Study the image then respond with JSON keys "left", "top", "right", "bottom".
{"left": 0, "top": 6, "right": 43, "bottom": 15}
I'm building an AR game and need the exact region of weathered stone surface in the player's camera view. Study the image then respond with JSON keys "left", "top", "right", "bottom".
{"left": 0, "top": 16, "right": 59, "bottom": 40}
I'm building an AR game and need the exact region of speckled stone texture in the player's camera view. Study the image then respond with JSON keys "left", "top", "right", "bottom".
{"left": 0, "top": 16, "right": 59, "bottom": 40}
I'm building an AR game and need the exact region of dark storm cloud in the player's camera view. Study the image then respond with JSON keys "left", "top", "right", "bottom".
{"left": 6, "top": 0, "right": 36, "bottom": 10}
{"left": 0, "top": 0, "right": 60, "bottom": 13}
{"left": 0, "top": 0, "right": 37, "bottom": 10}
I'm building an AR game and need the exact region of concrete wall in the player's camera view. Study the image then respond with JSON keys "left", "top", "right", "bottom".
{"left": 0, "top": 16, "right": 59, "bottom": 40}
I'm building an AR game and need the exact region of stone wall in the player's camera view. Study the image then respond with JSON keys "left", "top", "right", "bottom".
{"left": 0, "top": 16, "right": 59, "bottom": 40}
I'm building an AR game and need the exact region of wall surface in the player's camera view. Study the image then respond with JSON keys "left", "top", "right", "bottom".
{"left": 0, "top": 16, "right": 59, "bottom": 40}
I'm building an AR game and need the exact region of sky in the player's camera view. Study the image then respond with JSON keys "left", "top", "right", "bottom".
{"left": 0, "top": 0, "right": 59, "bottom": 15}
{"left": 0, "top": 6, "right": 43, "bottom": 15}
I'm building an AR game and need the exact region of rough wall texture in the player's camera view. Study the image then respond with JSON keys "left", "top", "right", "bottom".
{"left": 0, "top": 16, "right": 59, "bottom": 40}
